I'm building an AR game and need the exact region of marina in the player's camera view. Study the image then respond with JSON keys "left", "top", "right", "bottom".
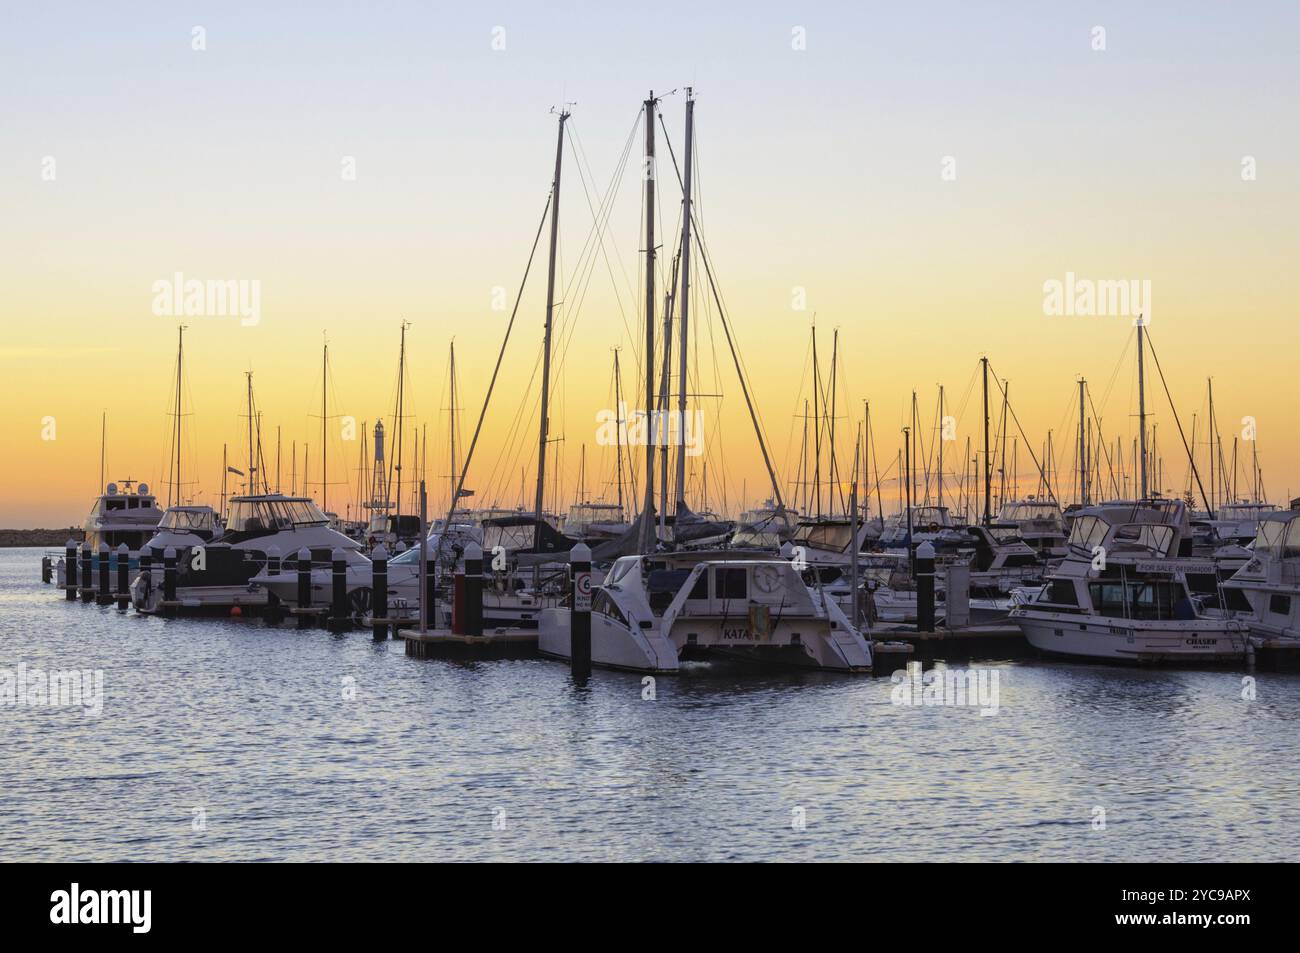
{"left": 3, "top": 4, "right": 1298, "bottom": 889}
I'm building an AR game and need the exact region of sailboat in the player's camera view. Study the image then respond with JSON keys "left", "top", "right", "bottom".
{"left": 537, "top": 91, "right": 873, "bottom": 673}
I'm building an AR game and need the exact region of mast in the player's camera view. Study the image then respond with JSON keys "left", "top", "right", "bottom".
{"left": 613, "top": 349, "right": 626, "bottom": 517}
{"left": 535, "top": 108, "right": 568, "bottom": 525}
{"left": 99, "top": 412, "right": 106, "bottom": 493}
{"left": 1137, "top": 319, "right": 1149, "bottom": 498}
{"left": 320, "top": 340, "right": 328, "bottom": 512}
{"left": 393, "top": 321, "right": 409, "bottom": 533}
{"left": 245, "top": 372, "right": 255, "bottom": 495}
{"left": 812, "top": 324, "right": 822, "bottom": 520}
{"left": 638, "top": 93, "right": 658, "bottom": 553}
{"left": 903, "top": 426, "right": 913, "bottom": 553}
{"left": 275, "top": 426, "right": 281, "bottom": 493}
{"left": 936, "top": 384, "right": 944, "bottom": 510}
{"left": 1201, "top": 374, "right": 1211, "bottom": 517}
{"left": 829, "top": 329, "right": 841, "bottom": 516}
{"left": 673, "top": 88, "right": 695, "bottom": 513}
{"left": 168, "top": 325, "right": 186, "bottom": 507}
{"left": 220, "top": 444, "right": 227, "bottom": 516}
{"left": 981, "top": 357, "right": 991, "bottom": 525}
{"left": 1078, "top": 378, "right": 1087, "bottom": 505}
{"left": 449, "top": 342, "right": 458, "bottom": 513}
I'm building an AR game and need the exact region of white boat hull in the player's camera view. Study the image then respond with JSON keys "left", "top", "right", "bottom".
{"left": 1015, "top": 610, "right": 1248, "bottom": 662}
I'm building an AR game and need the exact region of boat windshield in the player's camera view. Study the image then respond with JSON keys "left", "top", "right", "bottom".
{"left": 794, "top": 523, "right": 853, "bottom": 550}
{"left": 1221, "top": 503, "right": 1278, "bottom": 520}
{"left": 227, "top": 498, "right": 328, "bottom": 532}
{"left": 1069, "top": 515, "right": 1110, "bottom": 551}
{"left": 482, "top": 523, "right": 536, "bottom": 552}
{"left": 1110, "top": 522, "right": 1177, "bottom": 556}
{"left": 159, "top": 508, "right": 214, "bottom": 532}
{"left": 908, "top": 507, "right": 949, "bottom": 529}
{"left": 1252, "top": 518, "right": 1300, "bottom": 560}
{"left": 1000, "top": 502, "right": 1060, "bottom": 522}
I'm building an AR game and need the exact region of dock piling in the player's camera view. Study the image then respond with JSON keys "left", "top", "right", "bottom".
{"left": 265, "top": 545, "right": 282, "bottom": 625}
{"left": 464, "top": 542, "right": 483, "bottom": 637}
{"left": 80, "top": 543, "right": 93, "bottom": 602}
{"left": 371, "top": 544, "right": 388, "bottom": 640}
{"left": 163, "top": 547, "right": 177, "bottom": 617}
{"left": 570, "top": 542, "right": 592, "bottom": 681}
{"left": 330, "top": 548, "right": 347, "bottom": 632}
{"left": 916, "top": 541, "right": 936, "bottom": 633}
{"left": 140, "top": 548, "right": 152, "bottom": 607}
{"left": 116, "top": 542, "right": 129, "bottom": 610}
{"left": 96, "top": 542, "right": 111, "bottom": 605}
{"left": 296, "top": 547, "right": 312, "bottom": 629}
{"left": 65, "top": 539, "right": 77, "bottom": 601}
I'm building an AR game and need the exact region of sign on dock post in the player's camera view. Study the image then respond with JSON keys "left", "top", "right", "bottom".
{"left": 570, "top": 543, "right": 592, "bottom": 681}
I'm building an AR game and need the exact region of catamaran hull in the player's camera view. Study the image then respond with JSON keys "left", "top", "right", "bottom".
{"left": 538, "top": 608, "right": 680, "bottom": 673}
{"left": 1015, "top": 612, "right": 1248, "bottom": 663}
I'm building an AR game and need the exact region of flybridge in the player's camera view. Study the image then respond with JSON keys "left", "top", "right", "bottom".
{"left": 49, "top": 883, "right": 151, "bottom": 933}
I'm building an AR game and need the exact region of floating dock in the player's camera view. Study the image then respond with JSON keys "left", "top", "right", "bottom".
{"left": 869, "top": 622, "right": 1028, "bottom": 661}
{"left": 397, "top": 627, "right": 538, "bottom": 660}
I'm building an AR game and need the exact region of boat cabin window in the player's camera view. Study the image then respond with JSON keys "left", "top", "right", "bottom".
{"left": 1269, "top": 594, "right": 1292, "bottom": 617}
{"left": 715, "top": 567, "right": 748, "bottom": 600}
{"left": 1042, "top": 580, "right": 1078, "bottom": 606}
{"left": 592, "top": 589, "right": 627, "bottom": 625}
{"left": 105, "top": 498, "right": 126, "bottom": 511}
{"left": 1087, "top": 580, "right": 1184, "bottom": 620}
{"left": 688, "top": 570, "right": 709, "bottom": 600}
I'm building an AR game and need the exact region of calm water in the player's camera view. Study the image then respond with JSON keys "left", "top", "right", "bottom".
{"left": 3, "top": 547, "right": 1297, "bottom": 862}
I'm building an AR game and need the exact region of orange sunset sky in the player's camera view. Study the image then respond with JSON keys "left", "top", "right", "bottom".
{"left": 2, "top": 3, "right": 1298, "bottom": 528}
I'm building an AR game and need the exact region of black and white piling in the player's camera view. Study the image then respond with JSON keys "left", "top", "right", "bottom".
{"left": 464, "top": 542, "right": 483, "bottom": 637}
{"left": 163, "top": 546, "right": 177, "bottom": 617}
{"left": 330, "top": 547, "right": 347, "bottom": 632}
{"left": 296, "top": 547, "right": 312, "bottom": 629}
{"left": 370, "top": 544, "right": 388, "bottom": 641}
{"left": 265, "top": 544, "right": 282, "bottom": 625}
{"left": 116, "top": 542, "right": 129, "bottom": 610}
{"left": 96, "top": 542, "right": 111, "bottom": 605}
{"left": 916, "top": 540, "right": 936, "bottom": 633}
{"left": 140, "top": 547, "right": 152, "bottom": 606}
{"left": 570, "top": 542, "right": 592, "bottom": 680}
{"left": 80, "top": 543, "right": 93, "bottom": 603}
{"left": 64, "top": 539, "right": 77, "bottom": 601}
